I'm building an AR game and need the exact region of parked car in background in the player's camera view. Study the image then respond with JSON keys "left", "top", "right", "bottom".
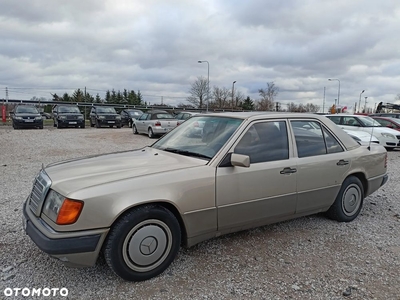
{"left": 89, "top": 106, "right": 121, "bottom": 128}
{"left": 11, "top": 105, "right": 43, "bottom": 129}
{"left": 369, "top": 113, "right": 400, "bottom": 119}
{"left": 175, "top": 111, "right": 199, "bottom": 126}
{"left": 23, "top": 112, "right": 388, "bottom": 281}
{"left": 52, "top": 105, "right": 85, "bottom": 129}
{"left": 133, "top": 110, "right": 177, "bottom": 138}
{"left": 326, "top": 114, "right": 400, "bottom": 150}
{"left": 120, "top": 109, "right": 143, "bottom": 127}
{"left": 370, "top": 117, "right": 400, "bottom": 131}
{"left": 40, "top": 112, "right": 52, "bottom": 119}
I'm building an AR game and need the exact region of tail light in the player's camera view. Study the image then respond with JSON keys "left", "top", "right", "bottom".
{"left": 155, "top": 121, "right": 161, "bottom": 127}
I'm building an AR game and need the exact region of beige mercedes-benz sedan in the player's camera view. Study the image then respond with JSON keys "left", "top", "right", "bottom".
{"left": 23, "top": 112, "right": 389, "bottom": 281}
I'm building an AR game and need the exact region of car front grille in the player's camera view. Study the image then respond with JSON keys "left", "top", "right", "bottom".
{"left": 28, "top": 170, "right": 51, "bottom": 216}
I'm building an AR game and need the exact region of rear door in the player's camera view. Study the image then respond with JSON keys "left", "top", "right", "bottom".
{"left": 290, "top": 119, "right": 351, "bottom": 213}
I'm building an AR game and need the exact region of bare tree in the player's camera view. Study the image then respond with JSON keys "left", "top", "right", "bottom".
{"left": 234, "top": 90, "right": 246, "bottom": 109}
{"left": 186, "top": 76, "right": 208, "bottom": 108}
{"left": 211, "top": 86, "right": 230, "bottom": 108}
{"left": 257, "top": 82, "right": 278, "bottom": 111}
{"left": 287, "top": 102, "right": 320, "bottom": 112}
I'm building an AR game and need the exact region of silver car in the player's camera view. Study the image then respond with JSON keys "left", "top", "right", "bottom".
{"left": 23, "top": 112, "right": 388, "bottom": 281}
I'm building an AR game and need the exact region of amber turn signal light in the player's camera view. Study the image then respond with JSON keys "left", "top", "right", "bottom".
{"left": 56, "top": 199, "right": 84, "bottom": 225}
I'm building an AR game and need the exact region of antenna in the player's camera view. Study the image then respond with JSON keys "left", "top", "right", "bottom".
{"left": 367, "top": 119, "right": 375, "bottom": 151}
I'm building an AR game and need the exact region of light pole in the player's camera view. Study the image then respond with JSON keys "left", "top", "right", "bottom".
{"left": 328, "top": 78, "right": 340, "bottom": 106}
{"left": 231, "top": 81, "right": 236, "bottom": 110}
{"left": 198, "top": 60, "right": 209, "bottom": 111}
{"left": 358, "top": 90, "right": 365, "bottom": 113}
{"left": 364, "top": 96, "right": 368, "bottom": 113}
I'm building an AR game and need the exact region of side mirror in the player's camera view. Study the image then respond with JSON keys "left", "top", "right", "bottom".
{"left": 231, "top": 153, "right": 250, "bottom": 168}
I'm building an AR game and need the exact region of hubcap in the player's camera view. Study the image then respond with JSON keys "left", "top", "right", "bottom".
{"left": 122, "top": 219, "right": 172, "bottom": 272}
{"left": 342, "top": 184, "right": 362, "bottom": 216}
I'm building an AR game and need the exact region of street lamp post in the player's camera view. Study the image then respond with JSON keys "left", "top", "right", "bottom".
{"left": 231, "top": 81, "right": 236, "bottom": 110}
{"left": 198, "top": 60, "right": 209, "bottom": 111}
{"left": 364, "top": 96, "right": 368, "bottom": 113}
{"left": 328, "top": 78, "right": 341, "bottom": 107}
{"left": 358, "top": 90, "right": 365, "bottom": 113}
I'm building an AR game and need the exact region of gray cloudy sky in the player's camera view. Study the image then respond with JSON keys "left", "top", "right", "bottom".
{"left": 1, "top": 0, "right": 400, "bottom": 111}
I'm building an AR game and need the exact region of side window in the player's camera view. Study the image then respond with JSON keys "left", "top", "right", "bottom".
{"left": 291, "top": 120, "right": 343, "bottom": 157}
{"left": 342, "top": 116, "right": 360, "bottom": 127}
{"left": 139, "top": 114, "right": 147, "bottom": 120}
{"left": 322, "top": 127, "right": 344, "bottom": 154}
{"left": 234, "top": 121, "right": 289, "bottom": 163}
{"left": 176, "top": 113, "right": 183, "bottom": 120}
{"left": 327, "top": 116, "right": 341, "bottom": 125}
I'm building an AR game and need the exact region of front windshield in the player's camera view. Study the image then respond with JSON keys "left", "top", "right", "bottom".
{"left": 59, "top": 106, "right": 81, "bottom": 113}
{"left": 358, "top": 116, "right": 382, "bottom": 127}
{"left": 152, "top": 116, "right": 243, "bottom": 160}
{"left": 97, "top": 107, "right": 117, "bottom": 114}
{"left": 15, "top": 106, "right": 39, "bottom": 114}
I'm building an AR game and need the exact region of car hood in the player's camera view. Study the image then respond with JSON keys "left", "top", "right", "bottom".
{"left": 45, "top": 147, "right": 206, "bottom": 196}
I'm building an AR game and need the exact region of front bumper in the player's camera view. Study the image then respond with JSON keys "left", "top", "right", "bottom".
{"left": 58, "top": 119, "right": 85, "bottom": 127}
{"left": 13, "top": 119, "right": 43, "bottom": 128}
{"left": 22, "top": 200, "right": 109, "bottom": 267}
{"left": 98, "top": 119, "right": 121, "bottom": 126}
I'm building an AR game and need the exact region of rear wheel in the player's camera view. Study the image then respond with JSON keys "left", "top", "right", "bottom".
{"left": 326, "top": 176, "right": 364, "bottom": 222}
{"left": 148, "top": 128, "right": 154, "bottom": 138}
{"left": 104, "top": 205, "right": 181, "bottom": 281}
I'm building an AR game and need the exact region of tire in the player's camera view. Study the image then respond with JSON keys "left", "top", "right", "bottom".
{"left": 12, "top": 122, "right": 18, "bottom": 129}
{"left": 90, "top": 120, "right": 94, "bottom": 127}
{"left": 148, "top": 128, "right": 154, "bottom": 138}
{"left": 57, "top": 122, "right": 62, "bottom": 129}
{"left": 39, "top": 125, "right": 43, "bottom": 129}
{"left": 117, "top": 124, "right": 121, "bottom": 129}
{"left": 104, "top": 205, "right": 181, "bottom": 281}
{"left": 53, "top": 120, "right": 57, "bottom": 127}
{"left": 81, "top": 124, "right": 85, "bottom": 129}
{"left": 96, "top": 119, "right": 100, "bottom": 128}
{"left": 133, "top": 125, "right": 138, "bottom": 134}
{"left": 109, "top": 125, "right": 113, "bottom": 128}
{"left": 326, "top": 176, "right": 364, "bottom": 222}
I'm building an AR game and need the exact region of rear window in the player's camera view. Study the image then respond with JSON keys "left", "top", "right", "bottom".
{"left": 152, "top": 113, "right": 175, "bottom": 119}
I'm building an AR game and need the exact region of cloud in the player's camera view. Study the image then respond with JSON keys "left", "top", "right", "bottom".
{"left": 1, "top": 0, "right": 400, "bottom": 109}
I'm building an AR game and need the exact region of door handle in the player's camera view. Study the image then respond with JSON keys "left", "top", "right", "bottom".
{"left": 280, "top": 167, "right": 297, "bottom": 174}
{"left": 337, "top": 159, "right": 349, "bottom": 166}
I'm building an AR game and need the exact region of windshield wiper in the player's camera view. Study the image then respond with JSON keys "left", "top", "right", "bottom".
{"left": 162, "top": 148, "right": 211, "bottom": 159}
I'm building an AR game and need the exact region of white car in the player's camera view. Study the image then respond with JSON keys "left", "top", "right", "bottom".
{"left": 343, "top": 129, "right": 380, "bottom": 146}
{"left": 326, "top": 114, "right": 400, "bottom": 150}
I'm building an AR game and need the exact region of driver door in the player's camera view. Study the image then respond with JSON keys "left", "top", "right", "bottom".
{"left": 216, "top": 120, "right": 297, "bottom": 232}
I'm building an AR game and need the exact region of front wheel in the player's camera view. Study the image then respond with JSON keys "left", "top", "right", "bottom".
{"left": 326, "top": 176, "right": 364, "bottom": 222}
{"left": 104, "top": 205, "right": 181, "bottom": 281}
{"left": 96, "top": 119, "right": 100, "bottom": 128}
{"left": 133, "top": 125, "right": 138, "bottom": 134}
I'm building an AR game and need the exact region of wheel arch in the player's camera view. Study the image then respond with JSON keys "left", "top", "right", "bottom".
{"left": 346, "top": 172, "right": 368, "bottom": 196}
{"left": 105, "top": 201, "right": 188, "bottom": 247}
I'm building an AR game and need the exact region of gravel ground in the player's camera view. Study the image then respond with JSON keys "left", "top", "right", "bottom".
{"left": 0, "top": 126, "right": 399, "bottom": 300}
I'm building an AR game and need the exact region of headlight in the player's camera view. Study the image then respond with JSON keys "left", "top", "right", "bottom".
{"left": 35, "top": 116, "right": 42, "bottom": 120}
{"left": 381, "top": 132, "right": 396, "bottom": 139}
{"left": 116, "top": 116, "right": 121, "bottom": 120}
{"left": 42, "top": 190, "right": 84, "bottom": 225}
{"left": 98, "top": 116, "right": 105, "bottom": 119}
{"left": 59, "top": 115, "right": 67, "bottom": 120}
{"left": 77, "top": 115, "right": 84, "bottom": 120}
{"left": 15, "top": 116, "right": 23, "bottom": 120}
